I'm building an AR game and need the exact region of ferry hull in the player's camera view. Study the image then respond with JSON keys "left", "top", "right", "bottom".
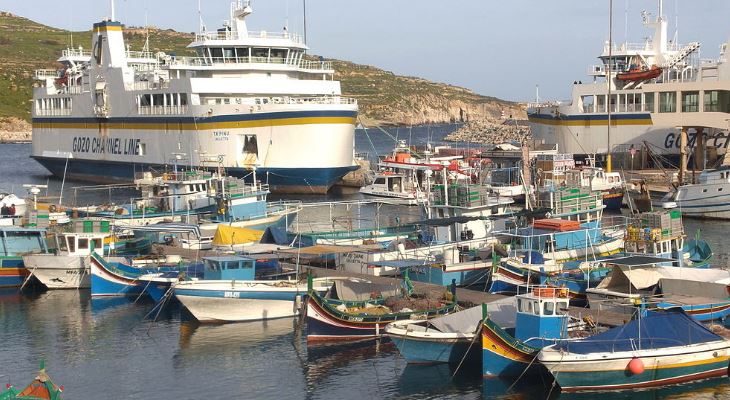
{"left": 32, "top": 155, "right": 357, "bottom": 195}
{"left": 528, "top": 111, "right": 730, "bottom": 158}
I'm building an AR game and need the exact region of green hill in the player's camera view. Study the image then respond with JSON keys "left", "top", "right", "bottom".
{"left": 0, "top": 11, "right": 522, "bottom": 127}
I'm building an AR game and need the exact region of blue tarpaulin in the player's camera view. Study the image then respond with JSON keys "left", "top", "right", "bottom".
{"left": 555, "top": 310, "right": 722, "bottom": 354}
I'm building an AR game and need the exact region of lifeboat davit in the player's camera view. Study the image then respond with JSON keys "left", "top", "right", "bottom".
{"left": 616, "top": 65, "right": 662, "bottom": 81}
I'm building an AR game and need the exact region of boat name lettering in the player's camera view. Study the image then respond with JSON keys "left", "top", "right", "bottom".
{"left": 72, "top": 137, "right": 144, "bottom": 155}
{"left": 223, "top": 291, "right": 240, "bottom": 298}
{"left": 664, "top": 132, "right": 730, "bottom": 150}
{"left": 213, "top": 131, "right": 230, "bottom": 141}
{"left": 346, "top": 316, "right": 364, "bottom": 322}
{"left": 65, "top": 270, "right": 82, "bottom": 274}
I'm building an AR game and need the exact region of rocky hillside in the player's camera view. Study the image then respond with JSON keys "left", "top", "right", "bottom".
{"left": 0, "top": 11, "right": 524, "bottom": 134}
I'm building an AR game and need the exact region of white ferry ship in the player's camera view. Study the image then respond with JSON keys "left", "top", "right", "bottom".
{"left": 31, "top": 1, "right": 358, "bottom": 194}
{"left": 528, "top": 1, "right": 730, "bottom": 160}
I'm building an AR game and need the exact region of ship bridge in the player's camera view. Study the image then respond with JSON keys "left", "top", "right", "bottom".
{"left": 168, "top": 0, "right": 332, "bottom": 75}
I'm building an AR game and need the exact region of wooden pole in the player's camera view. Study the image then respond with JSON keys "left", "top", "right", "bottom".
{"left": 679, "top": 127, "right": 687, "bottom": 186}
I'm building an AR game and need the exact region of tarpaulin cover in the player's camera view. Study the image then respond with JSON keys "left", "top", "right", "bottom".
{"left": 212, "top": 225, "right": 263, "bottom": 246}
{"left": 427, "top": 297, "right": 516, "bottom": 334}
{"left": 334, "top": 279, "right": 401, "bottom": 301}
{"left": 260, "top": 226, "right": 290, "bottom": 245}
{"left": 554, "top": 310, "right": 723, "bottom": 354}
{"left": 596, "top": 264, "right": 730, "bottom": 292}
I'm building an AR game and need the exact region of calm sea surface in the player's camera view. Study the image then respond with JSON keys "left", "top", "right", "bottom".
{"left": 2, "top": 127, "right": 730, "bottom": 399}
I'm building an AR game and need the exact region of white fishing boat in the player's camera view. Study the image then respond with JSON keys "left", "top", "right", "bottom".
{"left": 23, "top": 231, "right": 108, "bottom": 289}
{"left": 172, "top": 256, "right": 332, "bottom": 322}
{"left": 31, "top": 0, "right": 358, "bottom": 194}
{"left": 660, "top": 168, "right": 730, "bottom": 219}
{"left": 528, "top": 1, "right": 730, "bottom": 161}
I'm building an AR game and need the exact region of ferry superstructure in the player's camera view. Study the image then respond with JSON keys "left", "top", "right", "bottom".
{"left": 31, "top": 1, "right": 358, "bottom": 194}
{"left": 528, "top": 2, "right": 730, "bottom": 160}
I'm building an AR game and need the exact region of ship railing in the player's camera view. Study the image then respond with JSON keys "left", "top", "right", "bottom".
{"left": 34, "top": 69, "right": 61, "bottom": 80}
{"left": 604, "top": 41, "right": 683, "bottom": 54}
{"left": 253, "top": 96, "right": 356, "bottom": 106}
{"left": 138, "top": 105, "right": 188, "bottom": 115}
{"left": 126, "top": 50, "right": 155, "bottom": 60}
{"left": 132, "top": 80, "right": 170, "bottom": 90}
{"left": 168, "top": 56, "right": 332, "bottom": 71}
{"left": 35, "top": 108, "right": 72, "bottom": 116}
{"left": 61, "top": 49, "right": 92, "bottom": 58}
{"left": 527, "top": 101, "right": 565, "bottom": 108}
{"left": 195, "top": 30, "right": 304, "bottom": 44}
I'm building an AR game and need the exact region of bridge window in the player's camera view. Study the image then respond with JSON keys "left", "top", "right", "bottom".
{"left": 580, "top": 95, "right": 594, "bottom": 113}
{"left": 644, "top": 92, "right": 655, "bottom": 113}
{"left": 704, "top": 90, "right": 730, "bottom": 113}
{"left": 659, "top": 92, "right": 676, "bottom": 113}
{"left": 681, "top": 91, "right": 699, "bottom": 112}
{"left": 596, "top": 95, "right": 606, "bottom": 113}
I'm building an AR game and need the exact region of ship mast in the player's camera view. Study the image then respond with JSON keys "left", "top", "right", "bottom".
{"left": 110, "top": 0, "right": 116, "bottom": 21}
{"left": 606, "top": 0, "right": 613, "bottom": 172}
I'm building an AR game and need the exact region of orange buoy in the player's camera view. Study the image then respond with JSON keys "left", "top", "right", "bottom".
{"left": 627, "top": 357, "right": 645, "bottom": 375}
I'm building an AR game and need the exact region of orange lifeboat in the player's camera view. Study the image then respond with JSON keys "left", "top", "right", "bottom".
{"left": 616, "top": 65, "right": 662, "bottom": 81}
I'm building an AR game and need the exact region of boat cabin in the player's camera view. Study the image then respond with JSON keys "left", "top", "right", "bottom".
{"left": 0, "top": 227, "right": 48, "bottom": 256}
{"left": 514, "top": 288, "right": 570, "bottom": 342}
{"left": 564, "top": 167, "right": 623, "bottom": 192}
{"left": 54, "top": 232, "right": 107, "bottom": 257}
{"left": 202, "top": 256, "right": 257, "bottom": 280}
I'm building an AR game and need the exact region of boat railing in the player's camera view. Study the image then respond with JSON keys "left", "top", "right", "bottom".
{"left": 225, "top": 182, "right": 270, "bottom": 197}
{"left": 194, "top": 30, "right": 304, "bottom": 44}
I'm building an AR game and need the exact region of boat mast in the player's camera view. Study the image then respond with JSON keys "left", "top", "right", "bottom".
{"left": 606, "top": 0, "right": 613, "bottom": 172}
{"left": 110, "top": 0, "right": 116, "bottom": 21}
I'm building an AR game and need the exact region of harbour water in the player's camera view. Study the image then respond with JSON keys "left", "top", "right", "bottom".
{"left": 3, "top": 130, "right": 730, "bottom": 399}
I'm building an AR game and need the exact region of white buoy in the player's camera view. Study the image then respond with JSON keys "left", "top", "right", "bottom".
{"left": 662, "top": 201, "right": 678, "bottom": 209}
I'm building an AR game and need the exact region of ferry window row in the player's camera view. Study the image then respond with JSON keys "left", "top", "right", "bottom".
{"left": 580, "top": 90, "right": 730, "bottom": 114}
{"left": 35, "top": 97, "right": 72, "bottom": 116}
{"left": 196, "top": 47, "right": 303, "bottom": 66}
{"left": 137, "top": 93, "right": 188, "bottom": 115}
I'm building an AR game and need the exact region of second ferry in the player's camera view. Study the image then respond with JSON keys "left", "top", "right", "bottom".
{"left": 31, "top": 1, "right": 358, "bottom": 194}
{"left": 528, "top": 1, "right": 730, "bottom": 162}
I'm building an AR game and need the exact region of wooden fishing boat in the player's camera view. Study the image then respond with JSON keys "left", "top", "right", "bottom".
{"left": 306, "top": 278, "right": 458, "bottom": 341}
{"left": 481, "top": 287, "right": 571, "bottom": 377}
{"left": 538, "top": 310, "right": 730, "bottom": 392}
{"left": 0, "top": 360, "right": 63, "bottom": 399}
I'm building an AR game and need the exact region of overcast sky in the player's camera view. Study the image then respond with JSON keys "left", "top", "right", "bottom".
{"left": 2, "top": 0, "right": 729, "bottom": 102}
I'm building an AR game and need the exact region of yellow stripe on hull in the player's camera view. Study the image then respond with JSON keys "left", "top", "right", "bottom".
{"left": 32, "top": 117, "right": 356, "bottom": 131}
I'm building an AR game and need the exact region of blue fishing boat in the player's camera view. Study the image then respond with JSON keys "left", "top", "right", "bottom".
{"left": 538, "top": 310, "right": 730, "bottom": 392}
{"left": 481, "top": 287, "right": 571, "bottom": 377}
{"left": 89, "top": 252, "right": 196, "bottom": 297}
{"left": 369, "top": 258, "right": 492, "bottom": 287}
{"left": 173, "top": 262, "right": 332, "bottom": 323}
{"left": 386, "top": 303, "right": 492, "bottom": 365}
{"left": 489, "top": 218, "right": 623, "bottom": 295}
